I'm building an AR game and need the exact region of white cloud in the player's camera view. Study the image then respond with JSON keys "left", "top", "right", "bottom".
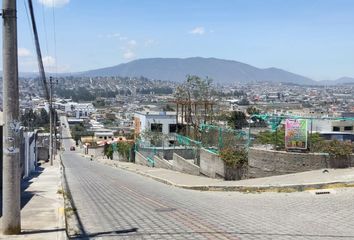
{"left": 43, "top": 56, "right": 56, "bottom": 67}
{"left": 123, "top": 50, "right": 136, "bottom": 60}
{"left": 119, "top": 36, "right": 128, "bottom": 41}
{"left": 19, "top": 55, "right": 70, "bottom": 73}
{"left": 127, "top": 40, "right": 137, "bottom": 47}
{"left": 104, "top": 33, "right": 121, "bottom": 38}
{"left": 18, "top": 48, "right": 31, "bottom": 57}
{"left": 189, "top": 27, "right": 205, "bottom": 35}
{"left": 38, "top": 0, "right": 70, "bottom": 8}
{"left": 144, "top": 39, "right": 158, "bottom": 47}
{"left": 121, "top": 39, "right": 138, "bottom": 60}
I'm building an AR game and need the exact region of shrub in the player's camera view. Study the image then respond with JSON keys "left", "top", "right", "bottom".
{"left": 220, "top": 147, "right": 248, "bottom": 167}
{"left": 103, "top": 143, "right": 113, "bottom": 159}
{"left": 254, "top": 129, "right": 285, "bottom": 150}
{"left": 117, "top": 142, "right": 133, "bottom": 160}
{"left": 315, "top": 140, "right": 353, "bottom": 158}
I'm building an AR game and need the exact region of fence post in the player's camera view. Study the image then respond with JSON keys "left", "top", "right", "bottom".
{"left": 218, "top": 127, "right": 223, "bottom": 150}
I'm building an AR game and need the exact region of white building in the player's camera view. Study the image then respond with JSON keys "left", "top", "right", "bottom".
{"left": 74, "top": 103, "right": 96, "bottom": 118}
{"left": 134, "top": 111, "right": 177, "bottom": 136}
{"left": 93, "top": 129, "right": 114, "bottom": 142}
{"left": 53, "top": 101, "right": 96, "bottom": 118}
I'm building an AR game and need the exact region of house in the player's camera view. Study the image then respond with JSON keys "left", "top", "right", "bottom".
{"left": 134, "top": 111, "right": 177, "bottom": 137}
{"left": 53, "top": 101, "right": 96, "bottom": 118}
{"left": 93, "top": 129, "right": 114, "bottom": 142}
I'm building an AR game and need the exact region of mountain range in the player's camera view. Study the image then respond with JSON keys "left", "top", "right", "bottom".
{"left": 80, "top": 57, "right": 354, "bottom": 85}
{"left": 8, "top": 57, "right": 354, "bottom": 85}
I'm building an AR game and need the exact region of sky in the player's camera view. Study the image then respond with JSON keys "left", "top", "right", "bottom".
{"left": 2, "top": 0, "right": 354, "bottom": 80}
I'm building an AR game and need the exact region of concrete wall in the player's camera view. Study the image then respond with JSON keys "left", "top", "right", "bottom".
{"left": 154, "top": 155, "right": 173, "bottom": 170}
{"left": 37, "top": 147, "right": 49, "bottom": 161}
{"left": 172, "top": 153, "right": 200, "bottom": 176}
{"left": 171, "top": 148, "right": 195, "bottom": 160}
{"left": 199, "top": 148, "right": 225, "bottom": 179}
{"left": 138, "top": 147, "right": 195, "bottom": 160}
{"left": 24, "top": 132, "right": 37, "bottom": 178}
{"left": 113, "top": 152, "right": 128, "bottom": 162}
{"left": 135, "top": 151, "right": 150, "bottom": 167}
{"left": 87, "top": 147, "right": 105, "bottom": 158}
{"left": 248, "top": 147, "right": 354, "bottom": 178}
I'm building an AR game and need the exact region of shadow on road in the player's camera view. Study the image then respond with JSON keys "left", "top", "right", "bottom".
{"left": 21, "top": 228, "right": 66, "bottom": 235}
{"left": 72, "top": 228, "right": 139, "bottom": 239}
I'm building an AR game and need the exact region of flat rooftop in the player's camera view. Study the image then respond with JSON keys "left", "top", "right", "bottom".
{"left": 135, "top": 111, "right": 176, "bottom": 116}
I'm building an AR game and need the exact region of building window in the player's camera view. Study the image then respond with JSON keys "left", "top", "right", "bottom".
{"left": 169, "top": 124, "right": 177, "bottom": 133}
{"left": 151, "top": 123, "right": 163, "bottom": 132}
{"left": 333, "top": 126, "right": 340, "bottom": 132}
{"left": 344, "top": 126, "right": 353, "bottom": 131}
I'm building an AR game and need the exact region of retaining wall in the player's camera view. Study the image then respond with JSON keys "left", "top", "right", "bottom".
{"left": 172, "top": 153, "right": 200, "bottom": 176}
{"left": 135, "top": 151, "right": 150, "bottom": 167}
{"left": 154, "top": 155, "right": 173, "bottom": 170}
{"left": 248, "top": 147, "right": 354, "bottom": 178}
{"left": 199, "top": 148, "right": 225, "bottom": 178}
{"left": 138, "top": 147, "right": 195, "bottom": 160}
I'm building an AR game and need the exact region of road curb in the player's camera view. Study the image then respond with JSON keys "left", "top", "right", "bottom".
{"left": 60, "top": 154, "right": 86, "bottom": 238}
{"left": 121, "top": 167, "right": 354, "bottom": 193}
{"left": 96, "top": 159, "right": 354, "bottom": 193}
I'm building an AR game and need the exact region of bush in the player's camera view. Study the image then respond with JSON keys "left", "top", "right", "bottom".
{"left": 103, "top": 143, "right": 113, "bottom": 159}
{"left": 117, "top": 142, "right": 133, "bottom": 160}
{"left": 220, "top": 147, "right": 248, "bottom": 167}
{"left": 314, "top": 140, "right": 353, "bottom": 158}
{"left": 255, "top": 129, "right": 285, "bottom": 150}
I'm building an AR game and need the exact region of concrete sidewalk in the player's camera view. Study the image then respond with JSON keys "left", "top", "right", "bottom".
{"left": 0, "top": 159, "right": 66, "bottom": 239}
{"left": 92, "top": 156, "right": 354, "bottom": 193}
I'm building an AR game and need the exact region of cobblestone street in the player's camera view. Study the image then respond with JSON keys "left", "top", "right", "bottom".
{"left": 62, "top": 150, "right": 354, "bottom": 240}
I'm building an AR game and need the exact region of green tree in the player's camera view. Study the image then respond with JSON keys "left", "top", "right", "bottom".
{"left": 103, "top": 143, "right": 113, "bottom": 159}
{"left": 117, "top": 142, "right": 133, "bottom": 160}
{"left": 70, "top": 124, "right": 93, "bottom": 145}
{"left": 39, "top": 108, "right": 49, "bottom": 125}
{"left": 246, "top": 106, "right": 259, "bottom": 115}
{"left": 21, "top": 109, "right": 51, "bottom": 130}
{"left": 255, "top": 129, "right": 285, "bottom": 150}
{"left": 228, "top": 111, "right": 248, "bottom": 130}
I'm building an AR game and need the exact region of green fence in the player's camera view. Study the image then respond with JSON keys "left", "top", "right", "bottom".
{"left": 134, "top": 139, "right": 156, "bottom": 167}
{"left": 199, "top": 124, "right": 248, "bottom": 153}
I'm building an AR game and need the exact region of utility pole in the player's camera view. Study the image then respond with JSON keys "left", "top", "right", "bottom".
{"left": 49, "top": 77, "right": 53, "bottom": 165}
{"left": 2, "top": 0, "right": 21, "bottom": 235}
{"left": 49, "top": 76, "right": 58, "bottom": 165}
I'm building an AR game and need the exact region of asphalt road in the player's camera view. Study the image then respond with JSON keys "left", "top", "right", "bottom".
{"left": 60, "top": 118, "right": 354, "bottom": 239}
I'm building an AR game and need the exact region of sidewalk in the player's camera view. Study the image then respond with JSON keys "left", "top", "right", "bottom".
{"left": 0, "top": 159, "right": 66, "bottom": 239}
{"left": 93, "top": 156, "right": 354, "bottom": 193}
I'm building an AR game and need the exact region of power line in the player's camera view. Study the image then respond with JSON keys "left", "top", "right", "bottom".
{"left": 23, "top": 0, "right": 36, "bottom": 56}
{"left": 27, "top": 0, "right": 50, "bottom": 100}
{"left": 41, "top": 2, "right": 50, "bottom": 56}
{"left": 52, "top": 0, "right": 58, "bottom": 75}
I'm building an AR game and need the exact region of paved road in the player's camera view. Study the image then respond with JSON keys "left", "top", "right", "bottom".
{"left": 61, "top": 118, "right": 354, "bottom": 239}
